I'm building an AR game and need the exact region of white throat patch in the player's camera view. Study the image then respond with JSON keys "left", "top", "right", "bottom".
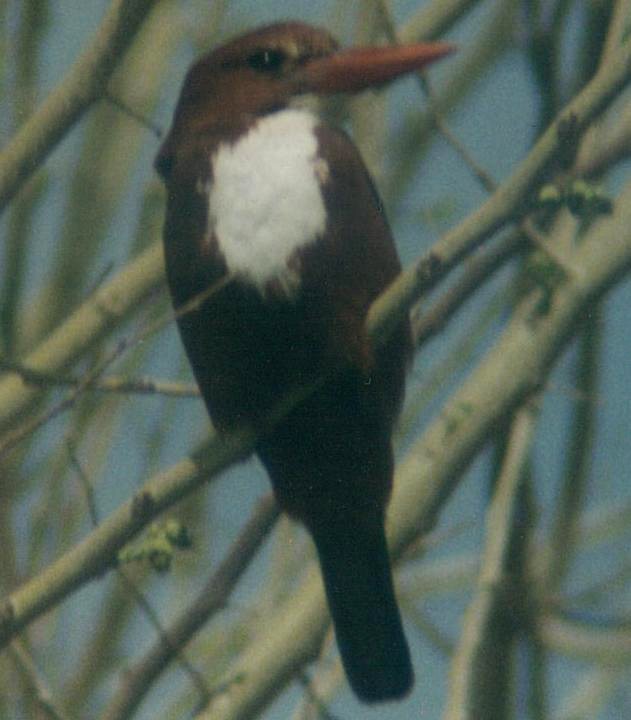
{"left": 207, "top": 109, "right": 328, "bottom": 294}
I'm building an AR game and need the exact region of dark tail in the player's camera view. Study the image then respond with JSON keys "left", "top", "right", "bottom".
{"left": 309, "top": 513, "right": 413, "bottom": 702}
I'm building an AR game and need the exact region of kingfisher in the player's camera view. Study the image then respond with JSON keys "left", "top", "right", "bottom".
{"left": 155, "top": 21, "right": 453, "bottom": 702}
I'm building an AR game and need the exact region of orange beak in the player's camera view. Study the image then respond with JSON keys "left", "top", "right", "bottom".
{"left": 302, "top": 41, "right": 455, "bottom": 94}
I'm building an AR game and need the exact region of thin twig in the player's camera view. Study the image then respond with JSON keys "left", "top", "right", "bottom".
{"left": 67, "top": 445, "right": 100, "bottom": 527}
{"left": 386, "top": 0, "right": 575, "bottom": 278}
{"left": 0, "top": 359, "right": 199, "bottom": 398}
{"left": 100, "top": 494, "right": 280, "bottom": 720}
{"left": 69, "top": 449, "right": 214, "bottom": 712}
{"left": 519, "top": 218, "right": 577, "bottom": 277}
{"left": 444, "top": 401, "right": 539, "bottom": 720}
{"left": 546, "top": 310, "right": 601, "bottom": 589}
{"left": 296, "top": 672, "right": 342, "bottom": 720}
{"left": 289, "top": 632, "right": 341, "bottom": 720}
{"left": 376, "top": 0, "right": 497, "bottom": 192}
{"left": 539, "top": 611, "right": 631, "bottom": 665}
{"left": 410, "top": 230, "right": 525, "bottom": 347}
{"left": 0, "top": 243, "right": 166, "bottom": 431}
{"left": 104, "top": 90, "right": 163, "bottom": 138}
{"left": 7, "top": 639, "right": 73, "bottom": 720}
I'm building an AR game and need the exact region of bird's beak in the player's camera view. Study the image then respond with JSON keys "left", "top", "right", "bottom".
{"left": 301, "top": 41, "right": 455, "bottom": 95}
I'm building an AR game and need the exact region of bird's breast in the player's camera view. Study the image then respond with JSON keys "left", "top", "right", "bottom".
{"left": 204, "top": 108, "right": 329, "bottom": 296}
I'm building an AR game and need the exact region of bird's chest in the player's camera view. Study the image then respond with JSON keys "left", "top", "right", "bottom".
{"left": 202, "top": 110, "right": 329, "bottom": 296}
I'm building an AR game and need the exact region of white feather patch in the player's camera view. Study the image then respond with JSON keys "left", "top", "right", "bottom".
{"left": 207, "top": 109, "right": 328, "bottom": 294}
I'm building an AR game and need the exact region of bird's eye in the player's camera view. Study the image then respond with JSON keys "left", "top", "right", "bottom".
{"left": 246, "top": 49, "right": 286, "bottom": 72}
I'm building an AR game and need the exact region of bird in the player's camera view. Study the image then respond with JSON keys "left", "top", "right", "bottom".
{"left": 155, "top": 21, "right": 453, "bottom": 702}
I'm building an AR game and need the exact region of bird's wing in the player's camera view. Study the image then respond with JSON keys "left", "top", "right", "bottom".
{"left": 298, "top": 123, "right": 412, "bottom": 418}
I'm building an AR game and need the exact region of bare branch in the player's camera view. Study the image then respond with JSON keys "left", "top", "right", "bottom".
{"left": 444, "top": 402, "right": 538, "bottom": 720}
{"left": 0, "top": 0, "right": 160, "bottom": 212}
{"left": 100, "top": 494, "right": 279, "bottom": 720}
{"left": 0, "top": 243, "right": 165, "bottom": 432}
{"left": 0, "top": 358, "right": 198, "bottom": 398}
{"left": 7, "top": 639, "right": 72, "bottom": 720}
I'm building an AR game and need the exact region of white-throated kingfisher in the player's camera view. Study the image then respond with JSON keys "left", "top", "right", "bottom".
{"left": 155, "top": 21, "right": 453, "bottom": 702}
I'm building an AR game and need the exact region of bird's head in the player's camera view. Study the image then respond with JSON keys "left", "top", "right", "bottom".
{"left": 156, "top": 21, "right": 454, "bottom": 179}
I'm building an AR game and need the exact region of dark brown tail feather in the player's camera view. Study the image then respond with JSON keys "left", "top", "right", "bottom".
{"left": 309, "top": 513, "right": 413, "bottom": 702}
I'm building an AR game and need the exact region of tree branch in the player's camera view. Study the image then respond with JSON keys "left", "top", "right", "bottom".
{"left": 100, "top": 494, "right": 279, "bottom": 720}
{"left": 0, "top": 243, "right": 164, "bottom": 432}
{"left": 0, "top": 0, "right": 160, "bottom": 213}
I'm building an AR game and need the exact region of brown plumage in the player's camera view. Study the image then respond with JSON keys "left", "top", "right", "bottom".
{"left": 156, "top": 21, "right": 452, "bottom": 702}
